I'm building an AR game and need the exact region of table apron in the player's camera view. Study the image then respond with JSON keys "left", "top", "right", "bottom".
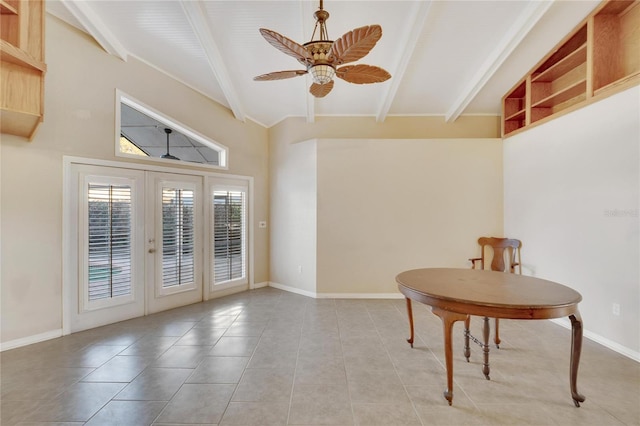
{"left": 399, "top": 286, "right": 578, "bottom": 320}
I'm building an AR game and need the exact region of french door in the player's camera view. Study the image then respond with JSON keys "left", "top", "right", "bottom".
{"left": 68, "top": 165, "right": 146, "bottom": 332}
{"left": 68, "top": 165, "right": 204, "bottom": 332}
{"left": 146, "top": 172, "right": 203, "bottom": 313}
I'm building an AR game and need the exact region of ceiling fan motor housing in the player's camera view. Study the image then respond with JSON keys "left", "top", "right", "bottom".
{"left": 300, "top": 41, "right": 334, "bottom": 67}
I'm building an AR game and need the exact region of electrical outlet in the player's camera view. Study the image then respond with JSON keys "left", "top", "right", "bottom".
{"left": 612, "top": 303, "right": 621, "bottom": 317}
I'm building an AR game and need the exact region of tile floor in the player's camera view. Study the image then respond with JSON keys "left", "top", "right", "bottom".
{"left": 1, "top": 287, "right": 639, "bottom": 425}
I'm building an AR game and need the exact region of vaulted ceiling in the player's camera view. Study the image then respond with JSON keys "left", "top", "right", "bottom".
{"left": 47, "top": 0, "right": 600, "bottom": 128}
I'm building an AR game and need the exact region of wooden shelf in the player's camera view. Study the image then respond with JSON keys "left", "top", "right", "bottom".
{"left": 532, "top": 44, "right": 586, "bottom": 83}
{"left": 1, "top": 0, "right": 45, "bottom": 140}
{"left": 0, "top": 109, "right": 42, "bottom": 139}
{"left": 594, "top": 70, "right": 640, "bottom": 96}
{"left": 0, "top": 1, "right": 18, "bottom": 15}
{"left": 505, "top": 109, "right": 526, "bottom": 122}
{"left": 502, "top": 0, "right": 640, "bottom": 137}
{"left": 0, "top": 40, "right": 46, "bottom": 71}
{"left": 532, "top": 79, "right": 587, "bottom": 108}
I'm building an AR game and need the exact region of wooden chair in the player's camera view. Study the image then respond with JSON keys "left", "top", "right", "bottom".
{"left": 464, "top": 237, "right": 522, "bottom": 374}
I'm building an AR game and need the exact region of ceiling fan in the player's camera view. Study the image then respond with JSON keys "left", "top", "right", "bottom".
{"left": 253, "top": 0, "right": 391, "bottom": 98}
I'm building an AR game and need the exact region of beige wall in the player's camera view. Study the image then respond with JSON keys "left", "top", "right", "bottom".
{"left": 317, "top": 138, "right": 503, "bottom": 295}
{"left": 268, "top": 114, "right": 502, "bottom": 295}
{"left": 504, "top": 86, "right": 640, "bottom": 357}
{"left": 269, "top": 132, "right": 503, "bottom": 296}
{"left": 269, "top": 139, "right": 317, "bottom": 295}
{"left": 1, "top": 16, "right": 269, "bottom": 344}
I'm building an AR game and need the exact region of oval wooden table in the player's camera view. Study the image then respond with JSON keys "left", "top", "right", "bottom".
{"left": 396, "top": 268, "right": 585, "bottom": 407}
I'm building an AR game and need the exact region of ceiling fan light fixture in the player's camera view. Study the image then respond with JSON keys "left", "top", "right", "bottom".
{"left": 161, "top": 127, "right": 180, "bottom": 161}
{"left": 310, "top": 64, "right": 335, "bottom": 85}
{"left": 254, "top": 0, "right": 390, "bottom": 97}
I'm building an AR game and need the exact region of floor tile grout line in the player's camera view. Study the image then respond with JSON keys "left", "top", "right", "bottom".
{"left": 390, "top": 299, "right": 430, "bottom": 426}
{"left": 284, "top": 294, "right": 306, "bottom": 426}
{"left": 147, "top": 315, "right": 219, "bottom": 426}
{"left": 218, "top": 299, "right": 262, "bottom": 424}
{"left": 335, "top": 299, "right": 357, "bottom": 426}
{"left": 369, "top": 300, "right": 426, "bottom": 426}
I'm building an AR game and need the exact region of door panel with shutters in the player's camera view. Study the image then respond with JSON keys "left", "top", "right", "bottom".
{"left": 207, "top": 177, "right": 248, "bottom": 295}
{"left": 69, "top": 165, "right": 145, "bottom": 332}
{"left": 146, "top": 172, "right": 203, "bottom": 313}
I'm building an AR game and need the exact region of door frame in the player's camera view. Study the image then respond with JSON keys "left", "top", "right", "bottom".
{"left": 62, "top": 156, "right": 255, "bottom": 335}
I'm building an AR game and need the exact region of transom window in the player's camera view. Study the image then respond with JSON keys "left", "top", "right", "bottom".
{"left": 116, "top": 91, "right": 228, "bottom": 169}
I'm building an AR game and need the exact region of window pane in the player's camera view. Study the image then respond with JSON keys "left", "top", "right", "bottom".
{"left": 87, "top": 184, "right": 132, "bottom": 301}
{"left": 213, "top": 190, "right": 246, "bottom": 284}
{"left": 162, "top": 187, "right": 195, "bottom": 287}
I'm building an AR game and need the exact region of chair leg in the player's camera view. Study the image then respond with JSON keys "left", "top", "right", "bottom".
{"left": 464, "top": 315, "right": 471, "bottom": 361}
{"left": 494, "top": 318, "right": 501, "bottom": 349}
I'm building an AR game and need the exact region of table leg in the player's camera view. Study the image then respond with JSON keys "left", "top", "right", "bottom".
{"left": 405, "top": 297, "right": 414, "bottom": 348}
{"left": 569, "top": 311, "right": 586, "bottom": 407}
{"left": 432, "top": 307, "right": 468, "bottom": 406}
{"left": 482, "top": 316, "right": 490, "bottom": 380}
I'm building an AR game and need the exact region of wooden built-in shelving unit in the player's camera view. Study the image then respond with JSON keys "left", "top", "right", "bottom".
{"left": 502, "top": 0, "right": 640, "bottom": 137}
{"left": 1, "top": 0, "right": 46, "bottom": 140}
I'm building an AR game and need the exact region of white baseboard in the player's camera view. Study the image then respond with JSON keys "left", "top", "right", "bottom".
{"left": 268, "top": 282, "right": 317, "bottom": 298}
{"left": 252, "top": 281, "right": 269, "bottom": 289}
{"left": 267, "top": 282, "right": 404, "bottom": 300}
{"left": 550, "top": 318, "right": 639, "bottom": 363}
{"left": 1, "top": 329, "right": 63, "bottom": 352}
{"left": 316, "top": 292, "right": 404, "bottom": 299}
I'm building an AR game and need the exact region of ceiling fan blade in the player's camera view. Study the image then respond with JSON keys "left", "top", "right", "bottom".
{"left": 329, "top": 25, "right": 383, "bottom": 65}
{"left": 259, "top": 28, "right": 312, "bottom": 62}
{"left": 336, "top": 64, "right": 391, "bottom": 84}
{"left": 254, "top": 70, "right": 308, "bottom": 81}
{"left": 310, "top": 80, "right": 334, "bottom": 98}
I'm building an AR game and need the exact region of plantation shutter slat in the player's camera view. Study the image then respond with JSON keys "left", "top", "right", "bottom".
{"left": 87, "top": 183, "right": 133, "bottom": 301}
{"left": 213, "top": 190, "right": 246, "bottom": 284}
{"left": 162, "top": 187, "right": 195, "bottom": 287}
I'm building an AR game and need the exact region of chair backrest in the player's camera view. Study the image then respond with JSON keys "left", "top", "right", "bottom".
{"left": 476, "top": 237, "right": 522, "bottom": 274}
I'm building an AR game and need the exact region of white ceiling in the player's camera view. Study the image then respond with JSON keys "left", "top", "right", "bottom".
{"left": 47, "top": 0, "right": 601, "bottom": 128}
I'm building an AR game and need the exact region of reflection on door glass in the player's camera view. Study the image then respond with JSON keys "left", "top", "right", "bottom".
{"left": 118, "top": 96, "right": 226, "bottom": 167}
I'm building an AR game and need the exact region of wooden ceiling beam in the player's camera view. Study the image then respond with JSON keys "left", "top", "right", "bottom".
{"left": 445, "top": 1, "right": 554, "bottom": 122}
{"left": 375, "top": 0, "right": 433, "bottom": 123}
{"left": 180, "top": 0, "right": 246, "bottom": 122}
{"left": 60, "top": 0, "right": 128, "bottom": 61}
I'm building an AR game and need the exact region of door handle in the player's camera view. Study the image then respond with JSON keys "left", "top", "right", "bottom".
{"left": 148, "top": 248, "right": 156, "bottom": 253}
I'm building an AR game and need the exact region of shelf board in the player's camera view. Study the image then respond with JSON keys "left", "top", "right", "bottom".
{"left": 597, "top": 0, "right": 636, "bottom": 15}
{"left": 532, "top": 79, "right": 587, "bottom": 109}
{"left": 0, "top": 0, "right": 18, "bottom": 14}
{"left": 0, "top": 39, "right": 46, "bottom": 71}
{"left": 533, "top": 44, "right": 587, "bottom": 83}
{"left": 505, "top": 109, "right": 526, "bottom": 122}
{"left": 0, "top": 108, "right": 42, "bottom": 140}
{"left": 594, "top": 69, "right": 640, "bottom": 96}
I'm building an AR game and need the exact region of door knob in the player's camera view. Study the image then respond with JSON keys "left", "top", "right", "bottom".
{"left": 148, "top": 248, "right": 156, "bottom": 253}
